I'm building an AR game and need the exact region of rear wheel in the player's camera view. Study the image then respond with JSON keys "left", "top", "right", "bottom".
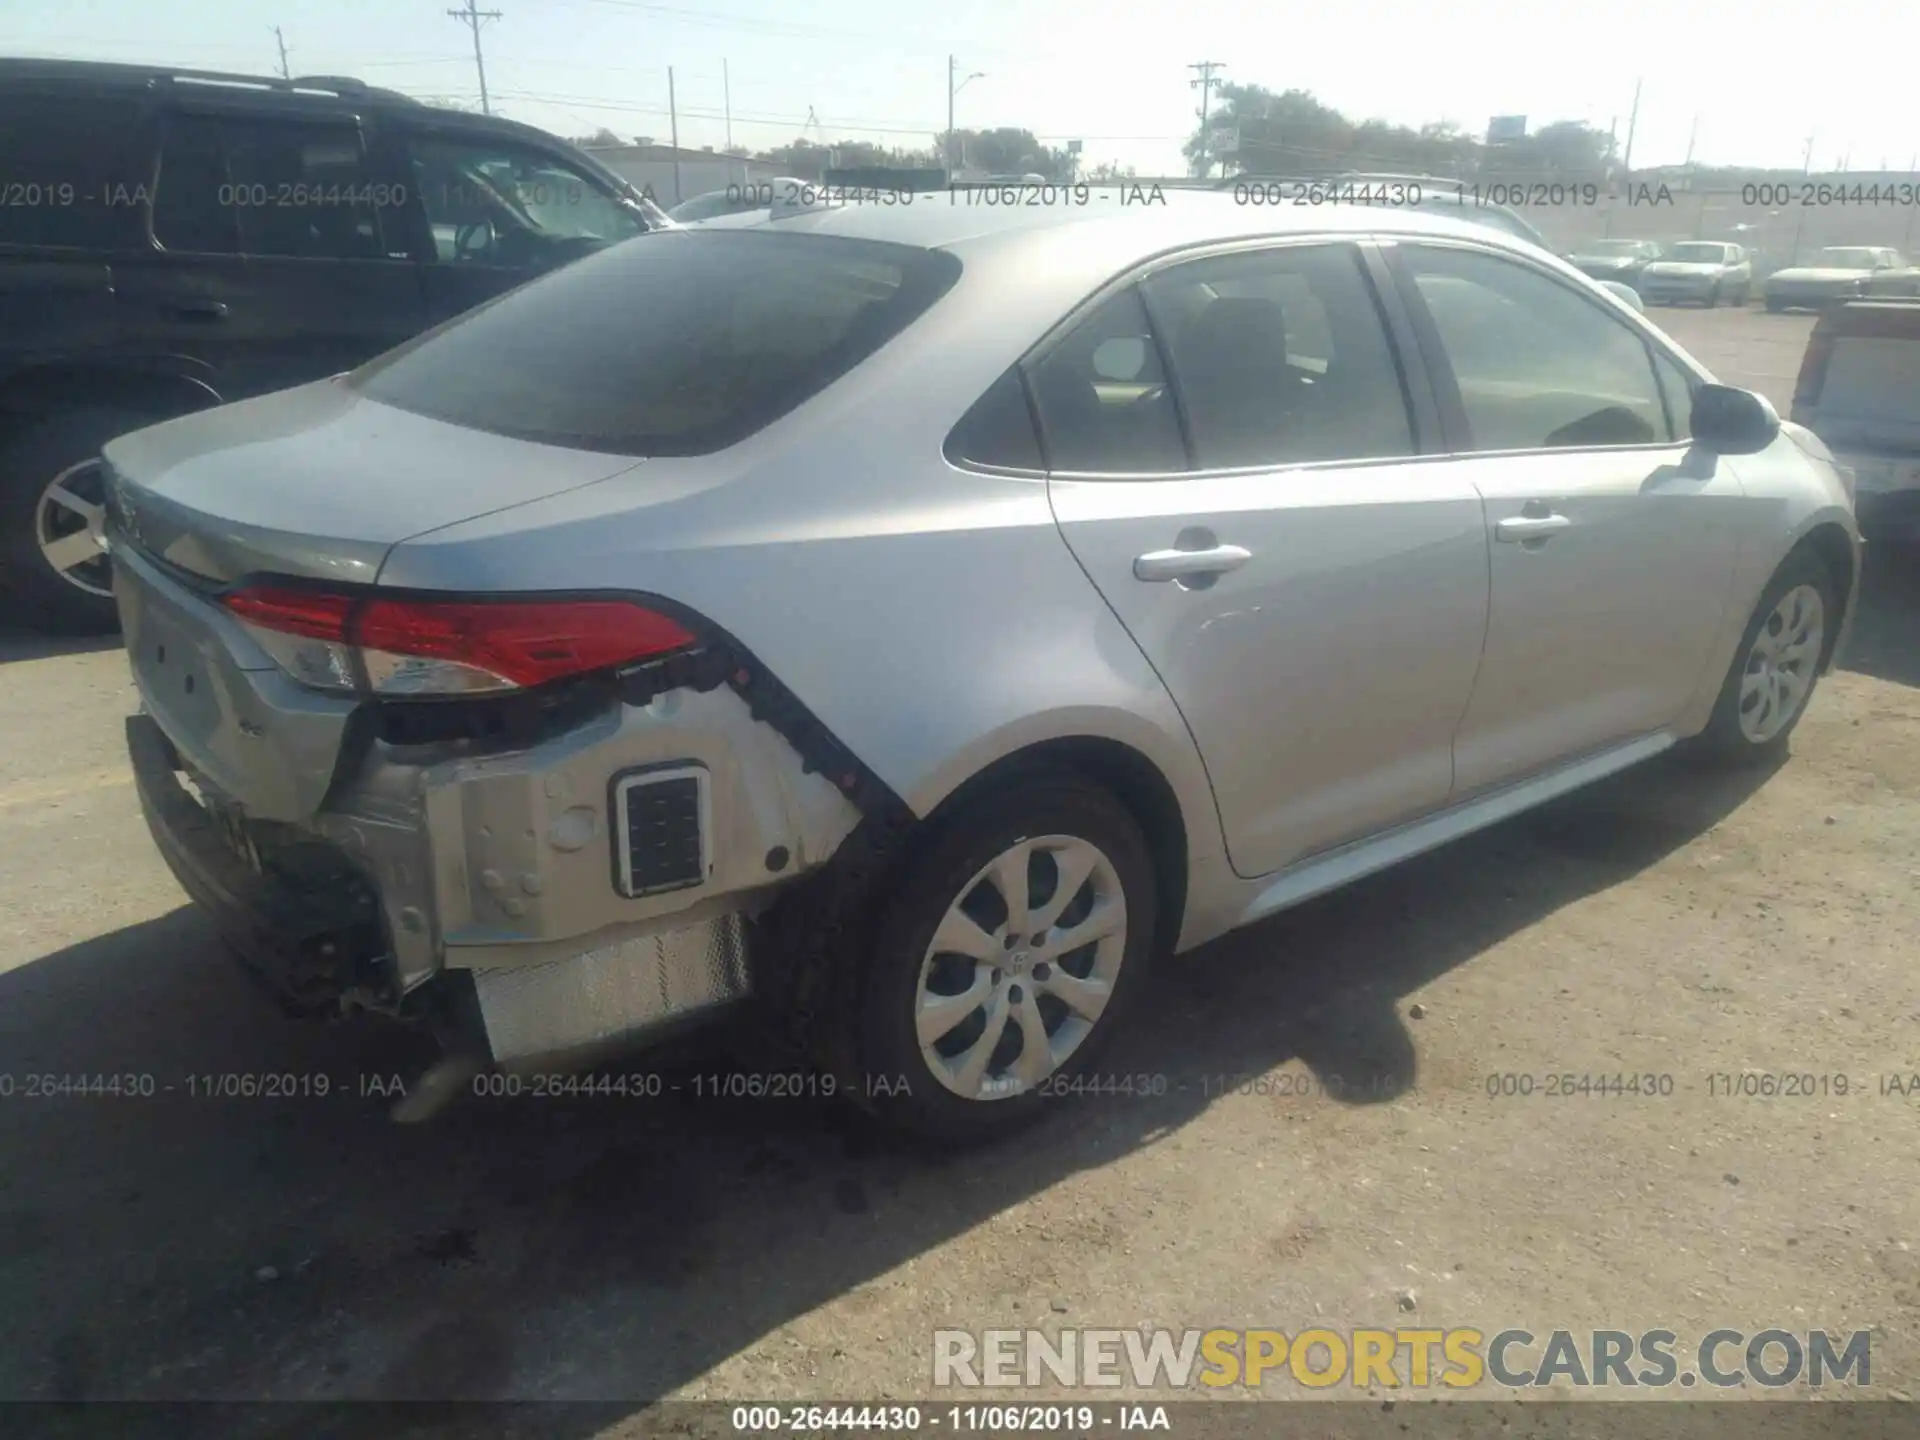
{"left": 1765, "top": 297, "right": 1786, "bottom": 313}
{"left": 1690, "top": 551, "right": 1837, "bottom": 766}
{"left": 0, "top": 407, "right": 159, "bottom": 634}
{"left": 1702, "top": 282, "right": 1721, "bottom": 309}
{"left": 856, "top": 771, "right": 1157, "bottom": 1143}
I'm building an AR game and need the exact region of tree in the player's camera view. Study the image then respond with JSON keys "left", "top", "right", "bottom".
{"left": 937, "top": 128, "right": 1073, "bottom": 180}
{"left": 1191, "top": 82, "right": 1613, "bottom": 180}
{"left": 569, "top": 127, "right": 627, "bottom": 148}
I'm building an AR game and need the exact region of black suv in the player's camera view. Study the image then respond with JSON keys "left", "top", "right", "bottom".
{"left": 1, "top": 60, "right": 670, "bottom": 632}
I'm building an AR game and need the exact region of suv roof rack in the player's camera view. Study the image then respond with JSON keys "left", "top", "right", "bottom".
{"left": 0, "top": 57, "right": 416, "bottom": 105}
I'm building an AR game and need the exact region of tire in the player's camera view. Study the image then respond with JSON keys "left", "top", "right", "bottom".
{"left": 1702, "top": 283, "right": 1721, "bottom": 309}
{"left": 0, "top": 407, "right": 159, "bottom": 634}
{"left": 854, "top": 769, "right": 1158, "bottom": 1144}
{"left": 1765, "top": 297, "right": 1786, "bottom": 314}
{"left": 1689, "top": 550, "right": 1838, "bottom": 767}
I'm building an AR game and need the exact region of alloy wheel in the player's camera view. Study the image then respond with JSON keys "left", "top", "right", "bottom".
{"left": 34, "top": 458, "right": 114, "bottom": 599}
{"left": 1738, "top": 582, "right": 1825, "bottom": 744}
{"left": 913, "top": 834, "right": 1128, "bottom": 1102}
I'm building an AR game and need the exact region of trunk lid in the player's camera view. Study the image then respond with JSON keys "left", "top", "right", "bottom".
{"left": 102, "top": 377, "right": 646, "bottom": 586}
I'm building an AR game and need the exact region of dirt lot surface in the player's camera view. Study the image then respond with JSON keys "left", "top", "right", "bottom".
{"left": 0, "top": 306, "right": 1916, "bottom": 1430}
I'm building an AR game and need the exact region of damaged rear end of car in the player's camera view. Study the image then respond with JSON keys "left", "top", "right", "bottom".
{"left": 106, "top": 226, "right": 958, "bottom": 1117}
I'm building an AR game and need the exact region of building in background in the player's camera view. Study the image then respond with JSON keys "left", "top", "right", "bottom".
{"left": 581, "top": 143, "right": 784, "bottom": 207}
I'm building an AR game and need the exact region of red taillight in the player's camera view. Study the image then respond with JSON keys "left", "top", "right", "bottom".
{"left": 354, "top": 597, "right": 695, "bottom": 689}
{"left": 221, "top": 586, "right": 355, "bottom": 642}
{"left": 220, "top": 585, "right": 697, "bottom": 694}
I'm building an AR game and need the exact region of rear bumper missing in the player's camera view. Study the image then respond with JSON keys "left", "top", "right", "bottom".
{"left": 127, "top": 712, "right": 386, "bottom": 1015}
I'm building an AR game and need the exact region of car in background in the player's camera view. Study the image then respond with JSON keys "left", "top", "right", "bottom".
{"left": 1640, "top": 241, "right": 1754, "bottom": 308}
{"left": 104, "top": 196, "right": 1856, "bottom": 1141}
{"left": 1765, "top": 247, "right": 1920, "bottom": 313}
{"left": 0, "top": 59, "right": 669, "bottom": 634}
{"left": 1791, "top": 296, "right": 1920, "bottom": 541}
{"left": 1565, "top": 238, "right": 1664, "bottom": 292}
{"left": 667, "top": 178, "right": 809, "bottom": 223}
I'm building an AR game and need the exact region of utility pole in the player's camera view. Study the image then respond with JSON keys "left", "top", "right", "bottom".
{"left": 667, "top": 66, "right": 682, "bottom": 203}
{"left": 272, "top": 26, "right": 291, "bottom": 79}
{"left": 723, "top": 59, "right": 732, "bottom": 151}
{"left": 1189, "top": 61, "right": 1225, "bottom": 179}
{"left": 1803, "top": 134, "right": 1816, "bottom": 175}
{"left": 946, "top": 56, "right": 984, "bottom": 180}
{"left": 446, "top": 0, "right": 502, "bottom": 116}
{"left": 1621, "top": 77, "right": 1643, "bottom": 174}
{"left": 1684, "top": 114, "right": 1699, "bottom": 168}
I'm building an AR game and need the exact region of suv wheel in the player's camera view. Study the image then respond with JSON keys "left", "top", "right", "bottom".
{"left": 0, "top": 408, "right": 157, "bottom": 634}
{"left": 856, "top": 771, "right": 1157, "bottom": 1143}
{"left": 1690, "top": 551, "right": 1836, "bottom": 766}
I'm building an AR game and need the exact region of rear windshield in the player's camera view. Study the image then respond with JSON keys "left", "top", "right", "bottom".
{"left": 353, "top": 230, "right": 961, "bottom": 455}
{"left": 1667, "top": 243, "right": 1729, "bottom": 263}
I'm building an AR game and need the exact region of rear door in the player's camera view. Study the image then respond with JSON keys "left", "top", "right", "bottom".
{"left": 1045, "top": 239, "right": 1491, "bottom": 879}
{"left": 387, "top": 122, "right": 651, "bottom": 325}
{"left": 1389, "top": 240, "right": 1740, "bottom": 795}
{"left": 114, "top": 106, "right": 426, "bottom": 400}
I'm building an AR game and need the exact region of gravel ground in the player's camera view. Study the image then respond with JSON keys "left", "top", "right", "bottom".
{"left": 0, "top": 306, "right": 1915, "bottom": 1430}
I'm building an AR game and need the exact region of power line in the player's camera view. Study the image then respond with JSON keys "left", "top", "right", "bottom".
{"left": 446, "top": 0, "right": 504, "bottom": 115}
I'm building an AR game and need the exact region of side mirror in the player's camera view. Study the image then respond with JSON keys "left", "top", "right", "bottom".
{"left": 1691, "top": 383, "right": 1780, "bottom": 455}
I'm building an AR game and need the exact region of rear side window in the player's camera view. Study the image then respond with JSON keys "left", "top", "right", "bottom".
{"left": 152, "top": 116, "right": 239, "bottom": 254}
{"left": 154, "top": 115, "right": 386, "bottom": 259}
{"left": 355, "top": 230, "right": 961, "bottom": 455}
{"left": 1142, "top": 243, "right": 1414, "bottom": 469}
{"left": 947, "top": 369, "right": 1043, "bottom": 470}
{"left": 1026, "top": 287, "right": 1187, "bottom": 474}
{"left": 0, "top": 93, "right": 149, "bottom": 250}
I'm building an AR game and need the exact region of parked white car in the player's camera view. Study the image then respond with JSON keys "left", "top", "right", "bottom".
{"left": 1641, "top": 241, "right": 1754, "bottom": 307}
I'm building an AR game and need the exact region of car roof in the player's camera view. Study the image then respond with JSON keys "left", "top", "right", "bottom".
{"left": 0, "top": 56, "right": 418, "bottom": 106}
{"left": 705, "top": 185, "right": 1532, "bottom": 255}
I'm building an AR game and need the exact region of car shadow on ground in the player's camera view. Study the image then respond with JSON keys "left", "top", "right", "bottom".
{"left": 1840, "top": 541, "right": 1920, "bottom": 689}
{"left": 0, "top": 621, "right": 121, "bottom": 665}
{"left": 0, "top": 749, "right": 1778, "bottom": 1432}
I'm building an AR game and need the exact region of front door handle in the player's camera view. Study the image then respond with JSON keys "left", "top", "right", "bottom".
{"left": 1495, "top": 513, "right": 1573, "bottom": 543}
{"left": 1133, "top": 543, "right": 1253, "bottom": 582}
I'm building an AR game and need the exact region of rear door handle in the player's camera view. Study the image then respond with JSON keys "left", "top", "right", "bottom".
{"left": 1494, "top": 514, "right": 1572, "bottom": 543}
{"left": 1133, "top": 544, "right": 1253, "bottom": 582}
{"left": 168, "top": 300, "right": 230, "bottom": 322}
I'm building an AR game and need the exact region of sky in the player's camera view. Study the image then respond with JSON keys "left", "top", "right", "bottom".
{"left": 10, "top": 0, "right": 1919, "bottom": 177}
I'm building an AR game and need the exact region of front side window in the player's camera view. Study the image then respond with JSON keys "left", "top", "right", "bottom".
{"left": 1405, "top": 245, "right": 1674, "bottom": 452}
{"left": 407, "top": 134, "right": 645, "bottom": 266}
{"left": 1142, "top": 243, "right": 1414, "bottom": 470}
{"left": 354, "top": 230, "right": 960, "bottom": 455}
{"left": 1025, "top": 287, "right": 1186, "bottom": 474}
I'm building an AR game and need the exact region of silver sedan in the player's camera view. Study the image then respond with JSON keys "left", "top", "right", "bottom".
{"left": 104, "top": 192, "right": 1860, "bottom": 1141}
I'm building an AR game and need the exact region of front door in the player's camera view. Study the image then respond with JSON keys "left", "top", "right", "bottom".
{"left": 1390, "top": 240, "right": 1742, "bottom": 795}
{"left": 1044, "top": 240, "right": 1491, "bottom": 878}
{"left": 391, "top": 124, "right": 651, "bottom": 325}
